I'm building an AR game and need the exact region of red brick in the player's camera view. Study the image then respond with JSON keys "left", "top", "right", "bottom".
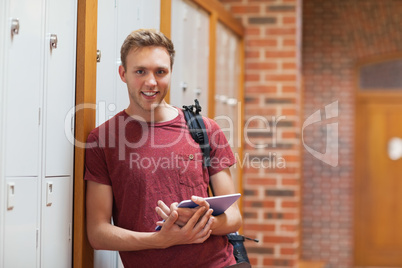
{"left": 280, "top": 224, "right": 298, "bottom": 232}
{"left": 264, "top": 235, "right": 297, "bottom": 244}
{"left": 265, "top": 50, "right": 296, "bottom": 58}
{"left": 245, "top": 73, "right": 260, "bottom": 82}
{"left": 265, "top": 74, "right": 297, "bottom": 82}
{"left": 282, "top": 179, "right": 299, "bottom": 186}
{"left": 281, "top": 131, "right": 298, "bottom": 138}
{"left": 282, "top": 85, "right": 297, "bottom": 93}
{"left": 281, "top": 108, "right": 297, "bottom": 116}
{"left": 281, "top": 247, "right": 298, "bottom": 255}
{"left": 244, "top": 223, "right": 276, "bottom": 232}
{"left": 246, "top": 177, "right": 277, "bottom": 186}
{"left": 246, "top": 85, "right": 277, "bottom": 93}
{"left": 230, "top": 4, "right": 260, "bottom": 14}
{"left": 245, "top": 50, "right": 260, "bottom": 58}
{"left": 283, "top": 16, "right": 296, "bottom": 24}
{"left": 245, "top": 27, "right": 261, "bottom": 36}
{"left": 247, "top": 38, "right": 278, "bottom": 47}
{"left": 266, "top": 27, "right": 296, "bottom": 35}
{"left": 281, "top": 201, "right": 299, "bottom": 208}
{"left": 246, "top": 62, "right": 278, "bottom": 70}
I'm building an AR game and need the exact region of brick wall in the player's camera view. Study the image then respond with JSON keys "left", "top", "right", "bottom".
{"left": 219, "top": 0, "right": 302, "bottom": 267}
{"left": 302, "top": 1, "right": 402, "bottom": 268}
{"left": 220, "top": 0, "right": 402, "bottom": 268}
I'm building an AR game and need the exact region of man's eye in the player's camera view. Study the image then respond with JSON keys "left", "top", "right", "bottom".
{"left": 136, "top": 70, "right": 145, "bottom": 75}
{"left": 156, "top": 70, "right": 166, "bottom": 75}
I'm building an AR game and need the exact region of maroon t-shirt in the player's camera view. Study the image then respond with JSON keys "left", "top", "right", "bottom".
{"left": 84, "top": 109, "right": 236, "bottom": 268}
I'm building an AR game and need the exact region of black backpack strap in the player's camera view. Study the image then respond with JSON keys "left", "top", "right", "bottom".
{"left": 182, "top": 99, "right": 211, "bottom": 167}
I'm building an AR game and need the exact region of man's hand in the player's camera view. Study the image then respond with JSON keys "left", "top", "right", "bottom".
{"left": 155, "top": 196, "right": 211, "bottom": 227}
{"left": 154, "top": 201, "right": 214, "bottom": 248}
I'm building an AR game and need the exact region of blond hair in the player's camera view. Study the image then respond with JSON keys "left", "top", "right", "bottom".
{"left": 120, "top": 29, "right": 175, "bottom": 69}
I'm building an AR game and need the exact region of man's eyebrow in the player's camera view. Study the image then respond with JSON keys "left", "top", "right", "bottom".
{"left": 131, "top": 65, "right": 170, "bottom": 69}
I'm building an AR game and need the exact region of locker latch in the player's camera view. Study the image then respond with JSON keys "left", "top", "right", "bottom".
{"left": 97, "top": 50, "right": 101, "bottom": 63}
{"left": 50, "top": 34, "right": 58, "bottom": 49}
{"left": 46, "top": 182, "right": 53, "bottom": 206}
{"left": 11, "top": 18, "right": 20, "bottom": 36}
{"left": 7, "top": 183, "right": 15, "bottom": 210}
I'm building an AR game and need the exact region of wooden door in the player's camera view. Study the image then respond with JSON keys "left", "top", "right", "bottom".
{"left": 355, "top": 92, "right": 402, "bottom": 266}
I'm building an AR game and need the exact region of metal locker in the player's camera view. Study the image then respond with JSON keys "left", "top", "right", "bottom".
{"left": 96, "top": 0, "right": 119, "bottom": 127}
{"left": 44, "top": 0, "right": 77, "bottom": 176}
{"left": 170, "top": 0, "right": 209, "bottom": 112}
{"left": 1, "top": 0, "right": 76, "bottom": 266}
{"left": 5, "top": 0, "right": 43, "bottom": 177}
{"left": 41, "top": 176, "right": 72, "bottom": 268}
{"left": 0, "top": 4, "right": 6, "bottom": 263}
{"left": 214, "top": 22, "right": 241, "bottom": 193}
{"left": 4, "top": 177, "right": 39, "bottom": 268}
{"left": 94, "top": 1, "right": 161, "bottom": 266}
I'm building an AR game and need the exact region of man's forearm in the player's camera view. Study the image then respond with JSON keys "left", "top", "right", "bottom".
{"left": 210, "top": 205, "right": 242, "bottom": 235}
{"left": 88, "top": 222, "right": 163, "bottom": 251}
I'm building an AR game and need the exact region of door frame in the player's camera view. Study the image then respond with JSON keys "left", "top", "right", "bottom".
{"left": 354, "top": 53, "right": 402, "bottom": 266}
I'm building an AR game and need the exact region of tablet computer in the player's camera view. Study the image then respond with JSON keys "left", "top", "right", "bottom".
{"left": 155, "top": 193, "right": 241, "bottom": 231}
{"left": 178, "top": 193, "right": 241, "bottom": 216}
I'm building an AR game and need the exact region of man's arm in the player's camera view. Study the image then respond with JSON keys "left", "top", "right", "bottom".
{"left": 209, "top": 168, "right": 242, "bottom": 235}
{"left": 86, "top": 180, "right": 214, "bottom": 251}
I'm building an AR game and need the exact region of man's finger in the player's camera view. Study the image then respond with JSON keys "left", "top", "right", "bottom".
{"left": 161, "top": 209, "right": 179, "bottom": 230}
{"left": 183, "top": 206, "right": 209, "bottom": 230}
{"left": 157, "top": 200, "right": 171, "bottom": 215}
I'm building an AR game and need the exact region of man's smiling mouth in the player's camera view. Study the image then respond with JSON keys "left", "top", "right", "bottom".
{"left": 142, "top": 91, "right": 158, "bottom": 97}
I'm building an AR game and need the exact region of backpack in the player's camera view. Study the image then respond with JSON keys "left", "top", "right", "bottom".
{"left": 182, "top": 99, "right": 258, "bottom": 265}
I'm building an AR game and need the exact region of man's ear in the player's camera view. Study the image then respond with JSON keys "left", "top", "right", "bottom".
{"left": 118, "top": 65, "right": 126, "bottom": 83}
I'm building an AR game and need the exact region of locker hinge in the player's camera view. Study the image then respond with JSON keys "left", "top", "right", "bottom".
{"left": 36, "top": 229, "right": 39, "bottom": 248}
{"left": 38, "top": 108, "right": 41, "bottom": 126}
{"left": 71, "top": 114, "right": 74, "bottom": 132}
{"left": 69, "top": 223, "right": 72, "bottom": 241}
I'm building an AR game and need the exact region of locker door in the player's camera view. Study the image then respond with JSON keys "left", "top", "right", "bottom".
{"left": 5, "top": 0, "right": 43, "bottom": 177}
{"left": 114, "top": 0, "right": 161, "bottom": 112}
{"left": 138, "top": 0, "right": 160, "bottom": 29}
{"left": 95, "top": 1, "right": 161, "bottom": 267}
{"left": 44, "top": 0, "right": 77, "bottom": 176}
{"left": 214, "top": 23, "right": 241, "bottom": 192}
{"left": 194, "top": 9, "right": 210, "bottom": 113}
{"left": 96, "top": 0, "right": 119, "bottom": 126}
{"left": 170, "top": 0, "right": 186, "bottom": 108}
{"left": 215, "top": 23, "right": 230, "bottom": 119}
{"left": 115, "top": 0, "right": 142, "bottom": 113}
{"left": 170, "top": 0, "right": 209, "bottom": 111}
{"left": 4, "top": 177, "right": 39, "bottom": 268}
{"left": 41, "top": 177, "right": 72, "bottom": 268}
{"left": 181, "top": 2, "right": 197, "bottom": 106}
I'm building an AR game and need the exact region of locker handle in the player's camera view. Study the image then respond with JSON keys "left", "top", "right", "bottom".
{"left": 227, "top": 98, "right": 238, "bottom": 106}
{"left": 11, "top": 18, "right": 20, "bottom": 36}
{"left": 7, "top": 183, "right": 15, "bottom": 210}
{"left": 194, "top": 87, "right": 201, "bottom": 96}
{"left": 46, "top": 182, "right": 53, "bottom": 206}
{"left": 97, "top": 50, "right": 101, "bottom": 63}
{"left": 180, "top": 82, "right": 188, "bottom": 92}
{"left": 50, "top": 34, "right": 58, "bottom": 49}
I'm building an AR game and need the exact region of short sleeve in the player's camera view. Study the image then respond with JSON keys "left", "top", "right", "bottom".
{"left": 204, "top": 118, "right": 236, "bottom": 176}
{"left": 84, "top": 132, "right": 112, "bottom": 186}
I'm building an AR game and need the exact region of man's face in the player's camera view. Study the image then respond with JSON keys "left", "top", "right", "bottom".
{"left": 119, "top": 46, "right": 171, "bottom": 117}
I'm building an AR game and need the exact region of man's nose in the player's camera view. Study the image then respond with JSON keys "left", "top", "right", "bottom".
{"left": 145, "top": 73, "right": 157, "bottom": 86}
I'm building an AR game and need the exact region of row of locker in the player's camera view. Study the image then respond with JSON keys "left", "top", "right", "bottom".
{"left": 0, "top": 0, "right": 76, "bottom": 266}
{"left": 0, "top": 0, "right": 243, "bottom": 267}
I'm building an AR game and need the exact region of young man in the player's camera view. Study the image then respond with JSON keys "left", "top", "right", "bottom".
{"left": 85, "top": 29, "right": 242, "bottom": 267}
